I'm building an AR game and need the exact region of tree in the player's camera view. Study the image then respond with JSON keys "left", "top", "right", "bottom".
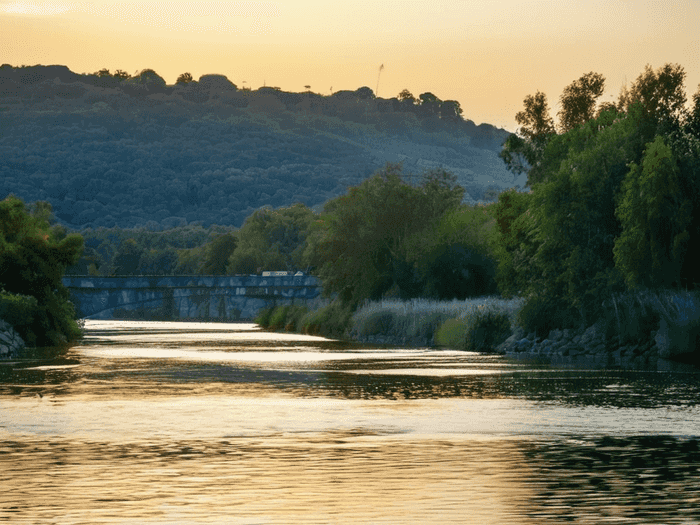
{"left": 113, "top": 69, "right": 131, "bottom": 80}
{"left": 95, "top": 68, "right": 111, "bottom": 77}
{"left": 398, "top": 89, "right": 415, "bottom": 103}
{"left": 112, "top": 239, "right": 142, "bottom": 275}
{"left": 0, "top": 195, "right": 84, "bottom": 346}
{"left": 558, "top": 72, "right": 605, "bottom": 133}
{"left": 500, "top": 91, "right": 556, "bottom": 184}
{"left": 311, "top": 164, "right": 464, "bottom": 306}
{"left": 418, "top": 92, "right": 440, "bottom": 116}
{"left": 176, "top": 72, "right": 194, "bottom": 85}
{"left": 440, "top": 100, "right": 463, "bottom": 121}
{"left": 200, "top": 233, "right": 237, "bottom": 275}
{"left": 228, "top": 204, "right": 315, "bottom": 274}
{"left": 614, "top": 136, "right": 693, "bottom": 289}
{"left": 619, "top": 63, "right": 687, "bottom": 137}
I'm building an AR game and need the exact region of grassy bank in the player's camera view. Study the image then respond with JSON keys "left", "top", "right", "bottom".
{"left": 255, "top": 287, "right": 700, "bottom": 360}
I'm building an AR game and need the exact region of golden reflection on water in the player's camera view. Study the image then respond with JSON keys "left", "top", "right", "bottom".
{"left": 0, "top": 435, "right": 536, "bottom": 524}
{"left": 2, "top": 320, "right": 700, "bottom": 523}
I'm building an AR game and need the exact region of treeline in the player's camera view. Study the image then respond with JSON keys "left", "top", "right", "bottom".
{"left": 0, "top": 64, "right": 511, "bottom": 230}
{"left": 495, "top": 63, "right": 700, "bottom": 336}
{"left": 68, "top": 165, "right": 499, "bottom": 294}
{"left": 0, "top": 196, "right": 84, "bottom": 347}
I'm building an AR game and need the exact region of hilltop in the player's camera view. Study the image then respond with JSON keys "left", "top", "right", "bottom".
{"left": 0, "top": 64, "right": 519, "bottom": 229}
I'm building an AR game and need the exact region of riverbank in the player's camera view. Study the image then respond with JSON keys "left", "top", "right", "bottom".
{"left": 257, "top": 291, "right": 700, "bottom": 371}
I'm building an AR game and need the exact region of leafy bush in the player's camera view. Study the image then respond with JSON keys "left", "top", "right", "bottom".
{"left": 435, "top": 318, "right": 468, "bottom": 348}
{"left": 354, "top": 310, "right": 395, "bottom": 336}
{"left": 284, "top": 305, "right": 309, "bottom": 332}
{"left": 254, "top": 306, "right": 274, "bottom": 328}
{"left": 268, "top": 305, "right": 290, "bottom": 330}
{"left": 516, "top": 294, "right": 580, "bottom": 337}
{"left": 0, "top": 291, "right": 39, "bottom": 346}
{"left": 300, "top": 301, "right": 353, "bottom": 338}
{"left": 463, "top": 309, "right": 511, "bottom": 352}
{"left": 352, "top": 296, "right": 524, "bottom": 345}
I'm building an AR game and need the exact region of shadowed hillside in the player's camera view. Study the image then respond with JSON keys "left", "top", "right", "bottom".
{"left": 0, "top": 64, "right": 517, "bottom": 229}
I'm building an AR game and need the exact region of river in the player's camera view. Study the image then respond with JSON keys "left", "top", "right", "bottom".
{"left": 1, "top": 320, "right": 700, "bottom": 524}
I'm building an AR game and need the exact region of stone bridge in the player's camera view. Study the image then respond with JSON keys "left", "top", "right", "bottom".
{"left": 62, "top": 275, "right": 322, "bottom": 321}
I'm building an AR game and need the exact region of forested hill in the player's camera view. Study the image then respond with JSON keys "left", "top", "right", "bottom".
{"left": 0, "top": 64, "right": 516, "bottom": 229}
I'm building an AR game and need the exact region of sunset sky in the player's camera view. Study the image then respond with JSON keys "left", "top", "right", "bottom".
{"left": 2, "top": 0, "right": 699, "bottom": 131}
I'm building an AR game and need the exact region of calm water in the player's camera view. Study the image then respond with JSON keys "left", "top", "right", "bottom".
{"left": 1, "top": 320, "right": 700, "bottom": 524}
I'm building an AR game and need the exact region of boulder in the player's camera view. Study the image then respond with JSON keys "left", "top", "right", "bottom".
{"left": 0, "top": 318, "right": 25, "bottom": 359}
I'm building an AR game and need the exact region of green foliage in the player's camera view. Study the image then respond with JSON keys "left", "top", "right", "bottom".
{"left": 310, "top": 163, "right": 465, "bottom": 306}
{"left": 558, "top": 72, "right": 605, "bottom": 133}
{"left": 268, "top": 305, "right": 290, "bottom": 330}
{"left": 300, "top": 301, "right": 353, "bottom": 338}
{"left": 500, "top": 91, "right": 556, "bottom": 182}
{"left": 434, "top": 318, "right": 468, "bottom": 348}
{"left": 354, "top": 310, "right": 395, "bottom": 337}
{"left": 254, "top": 306, "right": 274, "bottom": 328}
{"left": 200, "top": 233, "right": 237, "bottom": 275}
{"left": 0, "top": 291, "right": 39, "bottom": 346}
{"left": 619, "top": 63, "right": 687, "bottom": 134}
{"left": 462, "top": 309, "right": 512, "bottom": 352}
{"left": 516, "top": 294, "right": 580, "bottom": 336}
{"left": 614, "top": 136, "right": 693, "bottom": 289}
{"left": 284, "top": 305, "right": 309, "bottom": 332}
{"left": 0, "top": 196, "right": 84, "bottom": 346}
{"left": 492, "top": 188, "right": 535, "bottom": 298}
{"left": 352, "top": 296, "right": 524, "bottom": 346}
{"left": 112, "top": 238, "right": 142, "bottom": 275}
{"left": 228, "top": 204, "right": 314, "bottom": 274}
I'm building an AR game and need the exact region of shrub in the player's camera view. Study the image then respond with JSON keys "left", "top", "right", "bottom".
{"left": 0, "top": 291, "right": 39, "bottom": 346}
{"left": 284, "top": 304, "right": 309, "bottom": 332}
{"left": 254, "top": 306, "right": 274, "bottom": 328}
{"left": 300, "top": 301, "right": 353, "bottom": 338}
{"left": 354, "top": 310, "right": 395, "bottom": 336}
{"left": 516, "top": 294, "right": 580, "bottom": 337}
{"left": 351, "top": 295, "right": 525, "bottom": 345}
{"left": 268, "top": 305, "right": 290, "bottom": 330}
{"left": 463, "top": 309, "right": 511, "bottom": 352}
{"left": 435, "top": 318, "right": 468, "bottom": 348}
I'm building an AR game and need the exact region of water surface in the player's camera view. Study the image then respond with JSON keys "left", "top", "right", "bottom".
{"left": 1, "top": 320, "right": 699, "bottom": 523}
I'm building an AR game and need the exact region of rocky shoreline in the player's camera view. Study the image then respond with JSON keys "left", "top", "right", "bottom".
{"left": 0, "top": 319, "right": 26, "bottom": 359}
{"left": 350, "top": 319, "right": 699, "bottom": 371}
{"left": 499, "top": 319, "right": 698, "bottom": 371}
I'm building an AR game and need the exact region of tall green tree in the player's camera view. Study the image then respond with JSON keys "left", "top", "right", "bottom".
{"left": 200, "top": 233, "right": 237, "bottom": 275}
{"left": 0, "top": 196, "right": 84, "bottom": 346}
{"left": 311, "top": 164, "right": 464, "bottom": 306}
{"left": 228, "top": 203, "right": 315, "bottom": 274}
{"left": 614, "top": 136, "right": 693, "bottom": 289}
{"left": 499, "top": 91, "right": 556, "bottom": 184}
{"left": 558, "top": 72, "right": 605, "bottom": 133}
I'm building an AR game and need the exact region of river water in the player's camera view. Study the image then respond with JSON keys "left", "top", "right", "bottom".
{"left": 1, "top": 320, "right": 700, "bottom": 524}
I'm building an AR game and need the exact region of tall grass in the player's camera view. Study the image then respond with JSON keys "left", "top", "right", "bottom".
{"left": 351, "top": 296, "right": 525, "bottom": 346}
{"left": 603, "top": 288, "right": 700, "bottom": 346}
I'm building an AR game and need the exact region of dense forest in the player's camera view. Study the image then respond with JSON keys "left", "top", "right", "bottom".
{"left": 0, "top": 64, "right": 514, "bottom": 230}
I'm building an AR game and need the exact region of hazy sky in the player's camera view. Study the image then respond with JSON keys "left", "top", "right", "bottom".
{"left": 2, "top": 0, "right": 699, "bottom": 130}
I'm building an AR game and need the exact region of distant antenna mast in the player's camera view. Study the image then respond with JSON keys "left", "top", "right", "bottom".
{"left": 376, "top": 64, "right": 384, "bottom": 97}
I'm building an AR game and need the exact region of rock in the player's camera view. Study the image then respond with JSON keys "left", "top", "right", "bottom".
{"left": 572, "top": 335, "right": 581, "bottom": 345}
{"left": 0, "top": 318, "right": 25, "bottom": 359}
{"left": 549, "top": 329, "right": 563, "bottom": 342}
